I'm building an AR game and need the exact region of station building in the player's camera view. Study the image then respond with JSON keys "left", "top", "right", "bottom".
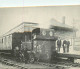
{"left": 50, "top": 18, "right": 76, "bottom": 39}
{"left": 49, "top": 18, "right": 77, "bottom": 53}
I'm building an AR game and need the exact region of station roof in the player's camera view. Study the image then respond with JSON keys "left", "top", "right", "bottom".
{"left": 1, "top": 22, "right": 39, "bottom": 37}
{"left": 50, "top": 19, "right": 77, "bottom": 31}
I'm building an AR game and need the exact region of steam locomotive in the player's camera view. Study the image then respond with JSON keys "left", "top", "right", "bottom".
{"left": 14, "top": 28, "right": 57, "bottom": 63}
{"left": 0, "top": 22, "right": 58, "bottom": 63}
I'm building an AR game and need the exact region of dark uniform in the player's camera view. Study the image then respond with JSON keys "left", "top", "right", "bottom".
{"left": 20, "top": 43, "right": 29, "bottom": 63}
{"left": 24, "top": 48, "right": 29, "bottom": 63}
{"left": 67, "top": 41, "right": 70, "bottom": 52}
{"left": 14, "top": 46, "right": 20, "bottom": 61}
{"left": 57, "top": 39, "right": 61, "bottom": 52}
{"left": 63, "top": 40, "right": 67, "bottom": 53}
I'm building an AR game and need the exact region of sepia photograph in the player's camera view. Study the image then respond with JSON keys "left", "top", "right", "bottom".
{"left": 0, "top": 0, "right": 80, "bottom": 69}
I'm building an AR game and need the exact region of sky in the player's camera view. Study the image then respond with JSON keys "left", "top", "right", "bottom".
{"left": 0, "top": 0, "right": 80, "bottom": 7}
{"left": 0, "top": 0, "right": 80, "bottom": 37}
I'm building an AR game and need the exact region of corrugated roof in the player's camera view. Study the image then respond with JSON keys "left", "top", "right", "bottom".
{"left": 1, "top": 22, "right": 39, "bottom": 37}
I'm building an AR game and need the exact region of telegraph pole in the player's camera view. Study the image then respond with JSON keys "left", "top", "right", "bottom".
{"left": 73, "top": 18, "right": 75, "bottom": 48}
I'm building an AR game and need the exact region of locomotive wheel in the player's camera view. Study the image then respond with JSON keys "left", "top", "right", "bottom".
{"left": 29, "top": 53, "right": 35, "bottom": 63}
{"left": 68, "top": 57, "right": 74, "bottom": 63}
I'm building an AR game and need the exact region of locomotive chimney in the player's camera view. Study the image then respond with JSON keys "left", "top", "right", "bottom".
{"left": 62, "top": 16, "right": 65, "bottom": 24}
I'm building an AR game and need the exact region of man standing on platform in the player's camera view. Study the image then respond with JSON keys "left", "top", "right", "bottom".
{"left": 57, "top": 37, "right": 61, "bottom": 52}
{"left": 67, "top": 40, "right": 70, "bottom": 53}
{"left": 63, "top": 39, "right": 67, "bottom": 53}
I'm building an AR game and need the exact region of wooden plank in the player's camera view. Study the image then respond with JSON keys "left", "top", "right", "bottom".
{"left": 58, "top": 53, "right": 80, "bottom": 59}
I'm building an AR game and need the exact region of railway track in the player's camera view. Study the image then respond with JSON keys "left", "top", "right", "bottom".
{"left": 35, "top": 61, "right": 80, "bottom": 68}
{"left": 34, "top": 58, "right": 80, "bottom": 69}
{"left": 0, "top": 54, "right": 80, "bottom": 69}
{"left": 0, "top": 57, "right": 27, "bottom": 69}
{"left": 0, "top": 55, "right": 62, "bottom": 69}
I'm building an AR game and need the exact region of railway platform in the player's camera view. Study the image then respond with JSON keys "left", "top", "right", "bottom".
{"left": 57, "top": 46, "right": 80, "bottom": 63}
